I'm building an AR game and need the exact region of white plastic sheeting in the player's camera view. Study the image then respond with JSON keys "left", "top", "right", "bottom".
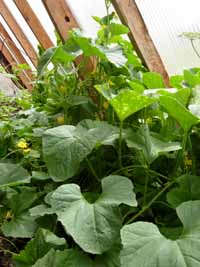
{"left": 3, "top": 0, "right": 200, "bottom": 75}
{"left": 136, "top": 0, "right": 200, "bottom": 75}
{"left": 67, "top": 0, "right": 114, "bottom": 37}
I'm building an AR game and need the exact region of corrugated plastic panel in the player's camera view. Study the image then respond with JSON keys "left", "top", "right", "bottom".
{"left": 136, "top": 0, "right": 200, "bottom": 75}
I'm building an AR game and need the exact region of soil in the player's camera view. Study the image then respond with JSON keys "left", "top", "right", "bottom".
{"left": 0, "top": 253, "right": 14, "bottom": 267}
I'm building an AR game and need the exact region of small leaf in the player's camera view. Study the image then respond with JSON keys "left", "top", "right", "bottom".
{"left": 110, "top": 90, "right": 156, "bottom": 121}
{"left": 167, "top": 175, "right": 200, "bottom": 207}
{"left": 32, "top": 249, "right": 93, "bottom": 267}
{"left": 160, "top": 95, "right": 199, "bottom": 131}
{"left": 109, "top": 23, "right": 129, "bottom": 36}
{"left": 101, "top": 46, "right": 127, "bottom": 67}
{"left": 125, "top": 124, "right": 181, "bottom": 163}
{"left": 184, "top": 69, "right": 200, "bottom": 87}
{"left": 2, "top": 189, "right": 38, "bottom": 238}
{"left": 0, "top": 163, "right": 30, "bottom": 187}
{"left": 37, "top": 47, "right": 75, "bottom": 75}
{"left": 2, "top": 212, "right": 37, "bottom": 238}
{"left": 13, "top": 228, "right": 67, "bottom": 267}
{"left": 143, "top": 72, "right": 165, "bottom": 88}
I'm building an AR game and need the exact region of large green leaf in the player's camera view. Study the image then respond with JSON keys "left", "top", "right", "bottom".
{"left": 45, "top": 175, "right": 136, "bottom": 254}
{"left": 167, "top": 175, "right": 200, "bottom": 208}
{"left": 160, "top": 95, "right": 199, "bottom": 131}
{"left": 121, "top": 200, "right": 200, "bottom": 267}
{"left": 43, "top": 121, "right": 119, "bottom": 181}
{"left": 125, "top": 124, "right": 181, "bottom": 163}
{"left": 32, "top": 249, "right": 93, "bottom": 267}
{"left": 0, "top": 163, "right": 30, "bottom": 187}
{"left": 95, "top": 87, "right": 156, "bottom": 121}
{"left": 14, "top": 228, "right": 66, "bottom": 267}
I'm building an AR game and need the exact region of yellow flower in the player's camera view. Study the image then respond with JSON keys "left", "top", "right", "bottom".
{"left": 57, "top": 115, "right": 65, "bottom": 125}
{"left": 108, "top": 80, "right": 114, "bottom": 86}
{"left": 103, "top": 101, "right": 109, "bottom": 110}
{"left": 17, "top": 139, "right": 28, "bottom": 149}
{"left": 58, "top": 85, "right": 66, "bottom": 93}
{"left": 5, "top": 210, "right": 12, "bottom": 220}
{"left": 146, "top": 118, "right": 153, "bottom": 125}
{"left": 23, "top": 148, "right": 31, "bottom": 153}
{"left": 184, "top": 156, "right": 192, "bottom": 166}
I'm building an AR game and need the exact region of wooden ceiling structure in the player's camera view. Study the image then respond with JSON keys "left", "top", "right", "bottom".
{"left": 0, "top": 0, "right": 169, "bottom": 90}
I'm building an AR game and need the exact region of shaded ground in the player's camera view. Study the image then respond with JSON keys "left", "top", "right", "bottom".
{"left": 0, "top": 237, "right": 15, "bottom": 267}
{"left": 0, "top": 253, "right": 13, "bottom": 267}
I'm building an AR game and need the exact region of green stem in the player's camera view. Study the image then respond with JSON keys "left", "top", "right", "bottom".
{"left": 86, "top": 157, "right": 100, "bottom": 182}
{"left": 143, "top": 168, "right": 149, "bottom": 207}
{"left": 125, "top": 180, "right": 175, "bottom": 224}
{"left": 118, "top": 121, "right": 123, "bottom": 168}
{"left": 191, "top": 40, "right": 200, "bottom": 59}
{"left": 1, "top": 150, "right": 19, "bottom": 160}
{"left": 113, "top": 165, "right": 169, "bottom": 181}
{"left": 174, "top": 131, "right": 188, "bottom": 173}
{"left": 188, "top": 135, "right": 196, "bottom": 174}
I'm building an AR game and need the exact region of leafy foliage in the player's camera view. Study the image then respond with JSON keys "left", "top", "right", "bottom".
{"left": 1, "top": 8, "right": 200, "bottom": 267}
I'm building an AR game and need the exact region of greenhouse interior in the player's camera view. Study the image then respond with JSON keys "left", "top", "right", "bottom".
{"left": 1, "top": 0, "right": 200, "bottom": 266}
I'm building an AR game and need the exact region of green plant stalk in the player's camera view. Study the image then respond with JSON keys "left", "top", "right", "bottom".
{"left": 118, "top": 121, "right": 123, "bottom": 168}
{"left": 188, "top": 135, "right": 196, "bottom": 174}
{"left": 113, "top": 165, "right": 169, "bottom": 181}
{"left": 191, "top": 39, "right": 200, "bottom": 59}
{"left": 143, "top": 168, "right": 149, "bottom": 207}
{"left": 126, "top": 180, "right": 175, "bottom": 224}
{"left": 86, "top": 157, "right": 100, "bottom": 182}
{"left": 174, "top": 131, "right": 188, "bottom": 173}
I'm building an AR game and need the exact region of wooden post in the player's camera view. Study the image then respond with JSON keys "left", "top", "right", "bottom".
{"left": 0, "top": 0, "right": 38, "bottom": 67}
{"left": 42, "top": 0, "right": 79, "bottom": 41}
{"left": 0, "top": 39, "right": 32, "bottom": 90}
{"left": 112, "top": 0, "right": 169, "bottom": 86}
{"left": 13, "top": 0, "right": 54, "bottom": 50}
{"left": 0, "top": 22, "right": 33, "bottom": 81}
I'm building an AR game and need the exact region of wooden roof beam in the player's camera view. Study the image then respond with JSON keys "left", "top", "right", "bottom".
{"left": 42, "top": 0, "right": 79, "bottom": 41}
{"left": 0, "top": 0, "right": 38, "bottom": 67}
{"left": 0, "top": 22, "right": 33, "bottom": 82}
{"left": 112, "top": 0, "right": 169, "bottom": 86}
{"left": 13, "top": 0, "right": 54, "bottom": 50}
{"left": 0, "top": 39, "right": 32, "bottom": 90}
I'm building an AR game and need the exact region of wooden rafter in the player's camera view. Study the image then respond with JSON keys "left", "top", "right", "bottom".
{"left": 42, "top": 0, "right": 79, "bottom": 41}
{"left": 112, "top": 0, "right": 169, "bottom": 86}
{"left": 0, "top": 22, "right": 33, "bottom": 82}
{"left": 0, "top": 51, "right": 11, "bottom": 71}
{"left": 13, "top": 0, "right": 54, "bottom": 50}
{"left": 0, "top": 39, "right": 32, "bottom": 90}
{"left": 0, "top": 0, "right": 38, "bottom": 67}
{"left": 42, "top": 0, "right": 95, "bottom": 74}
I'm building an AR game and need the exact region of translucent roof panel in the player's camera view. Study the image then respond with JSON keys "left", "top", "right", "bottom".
{"left": 136, "top": 0, "right": 200, "bottom": 75}
{"left": 67, "top": 0, "right": 114, "bottom": 37}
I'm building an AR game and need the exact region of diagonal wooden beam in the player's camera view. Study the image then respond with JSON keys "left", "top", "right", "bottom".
{"left": 13, "top": 0, "right": 54, "bottom": 50}
{"left": 0, "top": 0, "right": 38, "bottom": 67}
{"left": 112, "top": 0, "right": 169, "bottom": 86}
{"left": 0, "top": 39, "right": 32, "bottom": 90}
{"left": 42, "top": 0, "right": 79, "bottom": 41}
{"left": 0, "top": 22, "right": 33, "bottom": 81}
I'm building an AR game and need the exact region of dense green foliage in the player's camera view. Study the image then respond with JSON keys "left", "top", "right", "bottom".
{"left": 1, "top": 10, "right": 200, "bottom": 266}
